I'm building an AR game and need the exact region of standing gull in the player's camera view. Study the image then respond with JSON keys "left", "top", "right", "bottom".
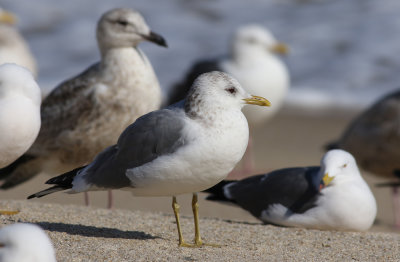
{"left": 168, "top": 24, "right": 289, "bottom": 175}
{"left": 204, "top": 149, "right": 377, "bottom": 231}
{"left": 0, "top": 8, "right": 167, "bottom": 208}
{"left": 28, "top": 71, "right": 271, "bottom": 247}
{"left": 327, "top": 89, "right": 400, "bottom": 227}
{"left": 0, "top": 223, "right": 56, "bottom": 262}
{"left": 0, "top": 8, "right": 37, "bottom": 77}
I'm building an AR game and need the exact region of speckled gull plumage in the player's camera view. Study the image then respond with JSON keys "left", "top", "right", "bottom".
{"left": 0, "top": 8, "right": 167, "bottom": 190}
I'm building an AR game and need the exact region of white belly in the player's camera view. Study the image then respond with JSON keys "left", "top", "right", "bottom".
{"left": 126, "top": 113, "right": 249, "bottom": 196}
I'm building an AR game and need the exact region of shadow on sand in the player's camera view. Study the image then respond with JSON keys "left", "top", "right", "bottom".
{"left": 36, "top": 221, "right": 159, "bottom": 240}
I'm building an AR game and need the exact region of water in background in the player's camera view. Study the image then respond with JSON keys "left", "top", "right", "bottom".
{"left": 3, "top": 0, "right": 400, "bottom": 114}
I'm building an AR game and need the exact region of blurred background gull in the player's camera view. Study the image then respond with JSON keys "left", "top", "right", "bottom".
{"left": 1, "top": 0, "right": 400, "bottom": 231}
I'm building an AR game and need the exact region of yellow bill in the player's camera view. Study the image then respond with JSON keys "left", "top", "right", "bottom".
{"left": 270, "top": 42, "right": 289, "bottom": 55}
{"left": 243, "top": 95, "right": 271, "bottom": 107}
{"left": 0, "top": 10, "right": 16, "bottom": 25}
{"left": 322, "top": 173, "right": 334, "bottom": 186}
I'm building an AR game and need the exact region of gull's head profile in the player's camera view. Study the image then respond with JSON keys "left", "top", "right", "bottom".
{"left": 232, "top": 24, "right": 288, "bottom": 59}
{"left": 0, "top": 223, "right": 56, "bottom": 262}
{"left": 97, "top": 8, "right": 167, "bottom": 51}
{"left": 320, "top": 149, "right": 361, "bottom": 187}
{"left": 0, "top": 63, "right": 41, "bottom": 106}
{"left": 185, "top": 71, "right": 270, "bottom": 118}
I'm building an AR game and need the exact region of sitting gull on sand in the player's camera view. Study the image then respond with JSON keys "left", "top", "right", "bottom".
{"left": 326, "top": 89, "right": 400, "bottom": 227}
{"left": 0, "top": 8, "right": 37, "bottom": 77}
{"left": 28, "top": 71, "right": 271, "bottom": 247}
{"left": 0, "top": 8, "right": 167, "bottom": 208}
{"left": 204, "top": 149, "right": 377, "bottom": 231}
{"left": 168, "top": 24, "right": 289, "bottom": 176}
{"left": 0, "top": 223, "right": 56, "bottom": 262}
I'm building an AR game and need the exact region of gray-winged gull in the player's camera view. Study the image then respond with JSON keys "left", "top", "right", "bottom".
{"left": 28, "top": 71, "right": 271, "bottom": 247}
{"left": 0, "top": 223, "right": 56, "bottom": 262}
{"left": 326, "top": 89, "right": 400, "bottom": 227}
{"left": 204, "top": 149, "right": 377, "bottom": 231}
{"left": 0, "top": 8, "right": 167, "bottom": 208}
{"left": 0, "top": 8, "right": 37, "bottom": 77}
{"left": 168, "top": 24, "right": 289, "bottom": 176}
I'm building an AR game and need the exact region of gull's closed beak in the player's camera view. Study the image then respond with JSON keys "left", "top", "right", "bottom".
{"left": 243, "top": 95, "right": 271, "bottom": 107}
{"left": 322, "top": 173, "right": 334, "bottom": 186}
{"left": 270, "top": 42, "right": 289, "bottom": 55}
{"left": 0, "top": 10, "right": 16, "bottom": 25}
{"left": 143, "top": 31, "right": 168, "bottom": 47}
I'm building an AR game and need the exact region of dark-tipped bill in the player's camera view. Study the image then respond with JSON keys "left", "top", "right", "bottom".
{"left": 243, "top": 95, "right": 271, "bottom": 107}
{"left": 270, "top": 42, "right": 289, "bottom": 55}
{"left": 143, "top": 31, "right": 168, "bottom": 47}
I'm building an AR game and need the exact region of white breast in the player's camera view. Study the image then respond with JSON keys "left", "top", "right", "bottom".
{"left": 0, "top": 95, "right": 40, "bottom": 167}
{"left": 127, "top": 110, "right": 249, "bottom": 197}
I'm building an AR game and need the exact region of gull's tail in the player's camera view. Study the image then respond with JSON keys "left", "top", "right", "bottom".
{"left": 27, "top": 165, "right": 86, "bottom": 199}
{"left": 203, "top": 180, "right": 236, "bottom": 202}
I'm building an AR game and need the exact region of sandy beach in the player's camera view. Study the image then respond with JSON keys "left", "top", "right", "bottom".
{"left": 0, "top": 110, "right": 398, "bottom": 260}
{"left": 1, "top": 200, "right": 400, "bottom": 262}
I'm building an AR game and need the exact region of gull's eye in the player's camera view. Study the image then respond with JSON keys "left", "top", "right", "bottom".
{"left": 116, "top": 20, "right": 129, "bottom": 26}
{"left": 246, "top": 37, "right": 257, "bottom": 44}
{"left": 225, "top": 87, "right": 237, "bottom": 95}
{"left": 342, "top": 163, "right": 348, "bottom": 168}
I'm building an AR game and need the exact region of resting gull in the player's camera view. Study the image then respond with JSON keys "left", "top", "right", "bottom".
{"left": 0, "top": 8, "right": 37, "bottom": 77}
{"left": 0, "top": 8, "right": 167, "bottom": 208}
{"left": 327, "top": 89, "right": 400, "bottom": 227}
{"left": 204, "top": 149, "right": 377, "bottom": 231}
{"left": 0, "top": 223, "right": 56, "bottom": 262}
{"left": 28, "top": 71, "right": 271, "bottom": 247}
{"left": 168, "top": 24, "right": 289, "bottom": 175}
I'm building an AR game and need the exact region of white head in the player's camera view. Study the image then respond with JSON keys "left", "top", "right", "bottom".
{"left": 96, "top": 8, "right": 167, "bottom": 54}
{"left": 231, "top": 24, "right": 288, "bottom": 60}
{"left": 0, "top": 63, "right": 41, "bottom": 106}
{"left": 0, "top": 223, "right": 56, "bottom": 262}
{"left": 184, "top": 71, "right": 270, "bottom": 120}
{"left": 320, "top": 149, "right": 363, "bottom": 186}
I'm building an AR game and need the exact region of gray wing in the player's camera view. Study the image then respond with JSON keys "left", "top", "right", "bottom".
{"left": 81, "top": 108, "right": 188, "bottom": 189}
{"left": 224, "top": 167, "right": 322, "bottom": 218}
{"left": 29, "top": 63, "right": 100, "bottom": 154}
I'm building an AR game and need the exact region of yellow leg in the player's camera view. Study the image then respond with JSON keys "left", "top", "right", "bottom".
{"left": 192, "top": 193, "right": 203, "bottom": 245}
{"left": 171, "top": 194, "right": 221, "bottom": 248}
{"left": 191, "top": 193, "right": 221, "bottom": 247}
{"left": 172, "top": 196, "right": 193, "bottom": 247}
{"left": 0, "top": 210, "right": 19, "bottom": 215}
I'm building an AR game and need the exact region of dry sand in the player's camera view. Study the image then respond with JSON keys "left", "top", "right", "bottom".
{"left": 1, "top": 200, "right": 399, "bottom": 262}
{"left": 0, "top": 109, "right": 399, "bottom": 260}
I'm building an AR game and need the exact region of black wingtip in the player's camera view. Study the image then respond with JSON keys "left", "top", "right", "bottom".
{"left": 375, "top": 182, "right": 400, "bottom": 188}
{"left": 0, "top": 154, "right": 36, "bottom": 181}
{"left": 203, "top": 180, "right": 236, "bottom": 202}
